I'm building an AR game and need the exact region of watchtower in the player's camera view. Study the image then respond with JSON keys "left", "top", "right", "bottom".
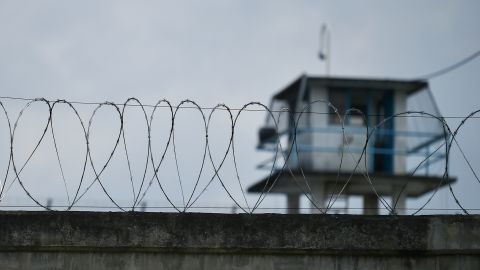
{"left": 248, "top": 75, "right": 455, "bottom": 214}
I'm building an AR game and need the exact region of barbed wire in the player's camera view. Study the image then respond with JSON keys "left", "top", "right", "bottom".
{"left": 0, "top": 95, "right": 479, "bottom": 118}
{"left": 0, "top": 96, "right": 478, "bottom": 215}
{"left": 0, "top": 205, "right": 478, "bottom": 212}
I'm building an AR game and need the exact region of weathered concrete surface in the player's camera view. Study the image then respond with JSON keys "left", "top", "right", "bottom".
{"left": 0, "top": 212, "right": 479, "bottom": 269}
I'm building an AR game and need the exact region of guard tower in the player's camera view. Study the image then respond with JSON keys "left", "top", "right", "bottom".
{"left": 248, "top": 75, "right": 456, "bottom": 214}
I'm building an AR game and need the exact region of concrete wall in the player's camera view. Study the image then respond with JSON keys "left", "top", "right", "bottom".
{"left": 0, "top": 212, "right": 479, "bottom": 270}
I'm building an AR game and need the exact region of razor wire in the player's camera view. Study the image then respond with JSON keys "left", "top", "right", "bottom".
{"left": 0, "top": 96, "right": 478, "bottom": 215}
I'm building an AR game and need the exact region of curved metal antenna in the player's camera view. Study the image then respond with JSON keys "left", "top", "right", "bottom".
{"left": 319, "top": 23, "right": 331, "bottom": 76}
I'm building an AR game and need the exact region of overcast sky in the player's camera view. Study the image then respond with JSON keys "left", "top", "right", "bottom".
{"left": 0, "top": 1, "right": 479, "bottom": 213}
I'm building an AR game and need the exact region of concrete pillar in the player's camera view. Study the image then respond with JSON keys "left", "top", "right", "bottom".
{"left": 310, "top": 183, "right": 326, "bottom": 214}
{"left": 286, "top": 194, "right": 300, "bottom": 214}
{"left": 394, "top": 92, "right": 408, "bottom": 174}
{"left": 363, "top": 195, "right": 378, "bottom": 215}
{"left": 392, "top": 185, "right": 407, "bottom": 215}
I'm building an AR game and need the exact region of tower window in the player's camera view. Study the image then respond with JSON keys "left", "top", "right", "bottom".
{"left": 328, "top": 88, "right": 367, "bottom": 126}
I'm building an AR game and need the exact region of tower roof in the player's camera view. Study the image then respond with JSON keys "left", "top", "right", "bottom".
{"left": 273, "top": 75, "right": 428, "bottom": 101}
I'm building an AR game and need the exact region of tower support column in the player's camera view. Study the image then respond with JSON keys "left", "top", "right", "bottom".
{"left": 363, "top": 194, "right": 378, "bottom": 215}
{"left": 286, "top": 193, "right": 300, "bottom": 214}
{"left": 392, "top": 185, "right": 407, "bottom": 215}
{"left": 310, "top": 183, "right": 326, "bottom": 214}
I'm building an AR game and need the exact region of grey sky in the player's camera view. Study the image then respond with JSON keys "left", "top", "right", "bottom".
{"left": 0, "top": 1, "right": 479, "bottom": 213}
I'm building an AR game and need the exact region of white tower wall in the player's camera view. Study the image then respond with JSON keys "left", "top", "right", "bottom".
{"left": 307, "top": 87, "right": 370, "bottom": 173}
{"left": 394, "top": 91, "right": 407, "bottom": 174}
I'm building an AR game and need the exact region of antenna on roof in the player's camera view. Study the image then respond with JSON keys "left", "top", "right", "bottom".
{"left": 318, "top": 23, "right": 331, "bottom": 76}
